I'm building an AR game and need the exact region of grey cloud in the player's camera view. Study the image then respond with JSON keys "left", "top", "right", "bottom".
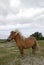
{"left": 21, "top": 0, "right": 44, "bottom": 8}
{"left": 0, "top": 14, "right": 44, "bottom": 25}
{"left": 0, "top": 0, "right": 44, "bottom": 25}
{"left": 0, "top": 22, "right": 5, "bottom": 25}
{"left": 0, "top": 0, "right": 19, "bottom": 16}
{"left": 0, "top": 10, "right": 44, "bottom": 26}
{"left": 0, "top": 0, "right": 9, "bottom": 16}
{"left": 32, "top": 12, "right": 44, "bottom": 25}
{"left": 0, "top": 0, "right": 44, "bottom": 17}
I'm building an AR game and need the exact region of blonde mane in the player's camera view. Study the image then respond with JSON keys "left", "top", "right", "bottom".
{"left": 14, "top": 30, "right": 26, "bottom": 40}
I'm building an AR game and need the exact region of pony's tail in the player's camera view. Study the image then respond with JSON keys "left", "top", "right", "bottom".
{"left": 35, "top": 41, "right": 40, "bottom": 53}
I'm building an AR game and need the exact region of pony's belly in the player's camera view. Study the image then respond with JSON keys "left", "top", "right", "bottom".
{"left": 24, "top": 41, "right": 34, "bottom": 48}
{"left": 24, "top": 44, "right": 33, "bottom": 48}
{"left": 22, "top": 43, "right": 33, "bottom": 49}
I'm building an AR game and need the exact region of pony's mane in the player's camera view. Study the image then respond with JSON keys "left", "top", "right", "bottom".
{"left": 14, "top": 30, "right": 25, "bottom": 40}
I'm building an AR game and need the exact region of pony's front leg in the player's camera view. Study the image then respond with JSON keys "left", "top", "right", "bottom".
{"left": 19, "top": 48, "right": 24, "bottom": 57}
{"left": 32, "top": 48, "right": 36, "bottom": 55}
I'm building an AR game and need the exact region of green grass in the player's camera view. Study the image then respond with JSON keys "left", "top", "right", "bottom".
{"left": 0, "top": 40, "right": 44, "bottom": 65}
{"left": 0, "top": 39, "right": 7, "bottom": 43}
{"left": 38, "top": 40, "right": 44, "bottom": 56}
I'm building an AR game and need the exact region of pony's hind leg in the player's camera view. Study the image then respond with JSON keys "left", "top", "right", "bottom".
{"left": 32, "top": 43, "right": 37, "bottom": 55}
{"left": 32, "top": 43, "right": 39, "bottom": 55}
{"left": 32, "top": 48, "right": 36, "bottom": 55}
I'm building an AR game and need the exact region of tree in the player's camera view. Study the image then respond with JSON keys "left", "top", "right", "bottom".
{"left": 31, "top": 32, "right": 43, "bottom": 40}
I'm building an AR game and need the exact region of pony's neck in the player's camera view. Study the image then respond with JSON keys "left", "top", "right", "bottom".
{"left": 14, "top": 33, "right": 21, "bottom": 43}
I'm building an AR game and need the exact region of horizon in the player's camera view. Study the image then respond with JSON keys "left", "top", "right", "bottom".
{"left": 0, "top": 30, "right": 44, "bottom": 39}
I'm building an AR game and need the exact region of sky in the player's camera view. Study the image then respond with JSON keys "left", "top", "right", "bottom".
{"left": 0, "top": 0, "right": 44, "bottom": 39}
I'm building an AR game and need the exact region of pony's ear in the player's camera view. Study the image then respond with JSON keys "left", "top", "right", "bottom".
{"left": 15, "top": 31, "right": 18, "bottom": 36}
{"left": 11, "top": 31, "right": 14, "bottom": 33}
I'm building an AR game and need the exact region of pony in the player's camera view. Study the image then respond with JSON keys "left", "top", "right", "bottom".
{"left": 7, "top": 30, "right": 39, "bottom": 57}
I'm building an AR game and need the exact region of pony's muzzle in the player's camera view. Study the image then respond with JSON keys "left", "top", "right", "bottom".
{"left": 7, "top": 39, "right": 11, "bottom": 42}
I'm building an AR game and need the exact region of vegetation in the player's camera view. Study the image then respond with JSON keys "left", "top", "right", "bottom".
{"left": 31, "top": 32, "right": 44, "bottom": 40}
{"left": 0, "top": 40, "right": 44, "bottom": 65}
{"left": 0, "top": 39, "right": 7, "bottom": 43}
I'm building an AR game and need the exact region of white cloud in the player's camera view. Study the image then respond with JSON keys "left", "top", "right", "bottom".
{"left": 0, "top": 8, "right": 44, "bottom": 25}
{"left": 0, "top": 23, "right": 44, "bottom": 38}
{"left": 10, "top": 0, "right": 21, "bottom": 8}
{"left": 5, "top": 8, "right": 44, "bottom": 20}
{"left": 0, "top": 23, "right": 44, "bottom": 31}
{"left": 17, "top": 8, "right": 44, "bottom": 19}
{"left": 0, "top": 24, "right": 31, "bottom": 30}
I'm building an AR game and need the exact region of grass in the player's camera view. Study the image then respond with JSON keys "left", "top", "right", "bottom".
{"left": 0, "top": 40, "right": 44, "bottom": 65}
{"left": 0, "top": 39, "right": 7, "bottom": 43}
{"left": 38, "top": 40, "right": 44, "bottom": 56}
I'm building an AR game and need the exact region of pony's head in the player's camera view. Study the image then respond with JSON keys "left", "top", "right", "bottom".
{"left": 7, "top": 30, "right": 19, "bottom": 41}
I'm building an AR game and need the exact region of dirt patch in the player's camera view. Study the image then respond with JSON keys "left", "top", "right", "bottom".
{"left": 19, "top": 56, "right": 44, "bottom": 65}
{"left": 0, "top": 42, "right": 14, "bottom": 47}
{"left": 8, "top": 55, "right": 44, "bottom": 65}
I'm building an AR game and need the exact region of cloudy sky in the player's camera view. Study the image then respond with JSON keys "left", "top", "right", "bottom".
{"left": 0, "top": 0, "right": 44, "bottom": 39}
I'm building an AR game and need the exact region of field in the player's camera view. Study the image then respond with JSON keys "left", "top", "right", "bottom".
{"left": 0, "top": 40, "right": 44, "bottom": 65}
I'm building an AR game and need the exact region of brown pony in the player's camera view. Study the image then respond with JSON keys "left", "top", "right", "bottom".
{"left": 7, "top": 30, "right": 39, "bottom": 57}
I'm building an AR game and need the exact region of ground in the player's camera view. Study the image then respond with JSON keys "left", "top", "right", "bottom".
{"left": 0, "top": 40, "right": 44, "bottom": 65}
